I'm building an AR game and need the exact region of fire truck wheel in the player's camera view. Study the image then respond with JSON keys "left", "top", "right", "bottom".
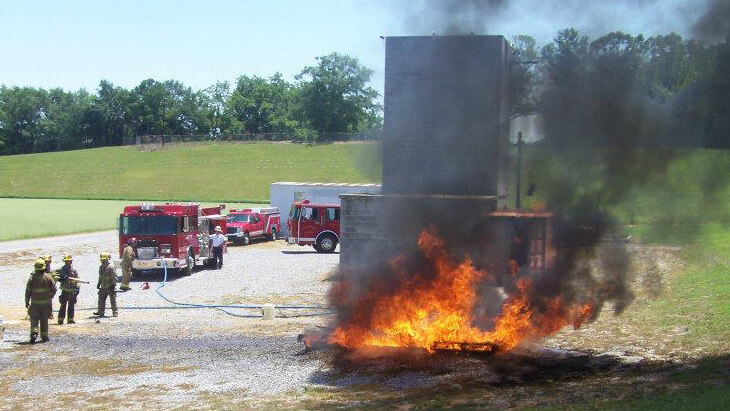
{"left": 181, "top": 251, "right": 194, "bottom": 276}
{"left": 316, "top": 235, "right": 337, "bottom": 253}
{"left": 270, "top": 227, "right": 278, "bottom": 241}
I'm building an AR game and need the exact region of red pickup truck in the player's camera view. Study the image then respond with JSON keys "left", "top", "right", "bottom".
{"left": 226, "top": 207, "right": 281, "bottom": 245}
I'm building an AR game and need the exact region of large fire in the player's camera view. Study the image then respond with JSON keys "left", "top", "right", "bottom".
{"left": 328, "top": 229, "right": 594, "bottom": 353}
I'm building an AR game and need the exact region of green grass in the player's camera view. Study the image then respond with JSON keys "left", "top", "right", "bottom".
{"left": 0, "top": 198, "right": 258, "bottom": 241}
{"left": 640, "top": 223, "right": 730, "bottom": 353}
{"left": 0, "top": 141, "right": 381, "bottom": 202}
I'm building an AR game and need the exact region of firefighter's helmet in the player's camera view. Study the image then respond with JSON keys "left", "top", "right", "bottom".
{"left": 128, "top": 237, "right": 137, "bottom": 246}
{"left": 34, "top": 258, "right": 46, "bottom": 271}
{"left": 214, "top": 226, "right": 222, "bottom": 233}
{"left": 100, "top": 252, "right": 112, "bottom": 261}
{"left": 42, "top": 255, "right": 52, "bottom": 262}
{"left": 62, "top": 254, "right": 73, "bottom": 262}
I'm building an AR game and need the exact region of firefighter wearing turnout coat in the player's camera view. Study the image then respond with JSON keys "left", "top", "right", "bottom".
{"left": 94, "top": 252, "right": 118, "bottom": 317}
{"left": 42, "top": 255, "right": 55, "bottom": 319}
{"left": 56, "top": 254, "right": 80, "bottom": 325}
{"left": 25, "top": 258, "right": 57, "bottom": 343}
{"left": 120, "top": 238, "right": 136, "bottom": 291}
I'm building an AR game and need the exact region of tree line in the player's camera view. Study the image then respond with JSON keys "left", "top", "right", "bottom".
{"left": 1, "top": 30, "right": 728, "bottom": 156}
{"left": 511, "top": 29, "right": 729, "bottom": 149}
{"left": 0, "top": 52, "right": 382, "bottom": 155}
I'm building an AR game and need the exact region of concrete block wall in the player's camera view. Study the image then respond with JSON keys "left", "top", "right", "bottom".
{"left": 382, "top": 36, "right": 510, "bottom": 198}
{"left": 341, "top": 36, "right": 511, "bottom": 270}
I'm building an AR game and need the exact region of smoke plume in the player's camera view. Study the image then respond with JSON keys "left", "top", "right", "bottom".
{"left": 693, "top": 0, "right": 730, "bottom": 42}
{"left": 324, "top": 1, "right": 728, "bottom": 353}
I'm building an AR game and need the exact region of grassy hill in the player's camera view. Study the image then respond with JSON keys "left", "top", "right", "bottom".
{"left": 0, "top": 141, "right": 381, "bottom": 202}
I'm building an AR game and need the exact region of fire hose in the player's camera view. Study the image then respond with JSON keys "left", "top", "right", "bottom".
{"left": 154, "top": 261, "right": 335, "bottom": 318}
{"left": 79, "top": 262, "right": 335, "bottom": 319}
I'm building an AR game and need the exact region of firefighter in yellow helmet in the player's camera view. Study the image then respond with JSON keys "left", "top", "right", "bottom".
{"left": 25, "top": 258, "right": 57, "bottom": 343}
{"left": 93, "top": 252, "right": 118, "bottom": 317}
{"left": 119, "top": 237, "right": 136, "bottom": 291}
{"left": 57, "top": 254, "right": 81, "bottom": 325}
{"left": 41, "top": 255, "right": 55, "bottom": 320}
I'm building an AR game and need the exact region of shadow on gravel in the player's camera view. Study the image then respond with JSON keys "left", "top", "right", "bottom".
{"left": 303, "top": 348, "right": 730, "bottom": 408}
{"left": 128, "top": 268, "right": 201, "bottom": 283}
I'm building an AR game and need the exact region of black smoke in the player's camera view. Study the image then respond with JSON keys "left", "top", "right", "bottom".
{"left": 693, "top": 0, "right": 730, "bottom": 43}
{"left": 327, "top": 1, "right": 729, "bottom": 349}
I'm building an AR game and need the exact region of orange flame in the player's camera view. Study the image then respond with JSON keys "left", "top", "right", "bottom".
{"left": 329, "top": 229, "right": 593, "bottom": 353}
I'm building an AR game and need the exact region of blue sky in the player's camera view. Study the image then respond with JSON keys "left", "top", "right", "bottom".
{"left": 0, "top": 0, "right": 706, "bottom": 96}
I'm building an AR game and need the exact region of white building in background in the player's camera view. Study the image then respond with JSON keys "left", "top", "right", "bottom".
{"left": 270, "top": 182, "right": 381, "bottom": 236}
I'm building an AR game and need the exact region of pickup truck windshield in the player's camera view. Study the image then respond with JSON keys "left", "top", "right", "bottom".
{"left": 120, "top": 216, "right": 178, "bottom": 235}
{"left": 227, "top": 214, "right": 251, "bottom": 223}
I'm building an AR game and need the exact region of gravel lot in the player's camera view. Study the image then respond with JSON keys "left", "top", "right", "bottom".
{"left": 0, "top": 231, "right": 339, "bottom": 409}
{"left": 0, "top": 232, "right": 697, "bottom": 409}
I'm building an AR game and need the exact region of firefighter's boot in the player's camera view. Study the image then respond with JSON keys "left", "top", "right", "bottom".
{"left": 30, "top": 331, "right": 38, "bottom": 344}
{"left": 67, "top": 318, "right": 75, "bottom": 324}
{"left": 57, "top": 318, "right": 64, "bottom": 325}
{"left": 112, "top": 311, "right": 118, "bottom": 317}
{"left": 41, "top": 335, "right": 49, "bottom": 343}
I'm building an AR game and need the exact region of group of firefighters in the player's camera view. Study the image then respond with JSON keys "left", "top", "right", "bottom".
{"left": 22, "top": 239, "right": 137, "bottom": 344}
{"left": 22, "top": 225, "right": 230, "bottom": 344}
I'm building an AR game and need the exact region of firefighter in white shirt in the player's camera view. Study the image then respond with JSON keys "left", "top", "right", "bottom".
{"left": 210, "top": 226, "right": 226, "bottom": 269}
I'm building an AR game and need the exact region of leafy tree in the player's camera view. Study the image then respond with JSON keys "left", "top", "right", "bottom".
{"left": 294, "top": 53, "right": 381, "bottom": 139}
{"left": 0, "top": 86, "right": 50, "bottom": 154}
{"left": 93, "top": 80, "right": 132, "bottom": 146}
{"left": 199, "top": 81, "right": 234, "bottom": 137}
{"left": 227, "top": 73, "right": 295, "bottom": 134}
{"left": 509, "top": 35, "right": 540, "bottom": 119}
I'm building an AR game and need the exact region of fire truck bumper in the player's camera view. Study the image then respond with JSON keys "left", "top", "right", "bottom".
{"left": 227, "top": 233, "right": 245, "bottom": 241}
{"left": 132, "top": 258, "right": 184, "bottom": 270}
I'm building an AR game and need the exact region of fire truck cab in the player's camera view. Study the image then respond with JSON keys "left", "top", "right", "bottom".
{"left": 286, "top": 200, "right": 340, "bottom": 253}
{"left": 119, "top": 202, "right": 227, "bottom": 276}
{"left": 226, "top": 207, "right": 281, "bottom": 245}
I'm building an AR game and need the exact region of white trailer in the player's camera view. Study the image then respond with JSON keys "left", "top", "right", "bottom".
{"left": 270, "top": 182, "right": 381, "bottom": 236}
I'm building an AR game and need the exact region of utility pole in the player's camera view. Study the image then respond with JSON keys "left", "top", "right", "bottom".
{"left": 516, "top": 131, "right": 523, "bottom": 209}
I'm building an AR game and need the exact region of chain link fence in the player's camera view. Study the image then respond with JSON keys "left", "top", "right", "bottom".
{"left": 127, "top": 132, "right": 380, "bottom": 150}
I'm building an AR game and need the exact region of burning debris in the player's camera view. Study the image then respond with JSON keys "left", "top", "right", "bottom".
{"left": 305, "top": 227, "right": 607, "bottom": 354}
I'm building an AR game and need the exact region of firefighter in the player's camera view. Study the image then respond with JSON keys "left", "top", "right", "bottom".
{"left": 120, "top": 237, "right": 136, "bottom": 291}
{"left": 56, "top": 254, "right": 80, "bottom": 325}
{"left": 25, "top": 258, "right": 57, "bottom": 343}
{"left": 93, "top": 252, "right": 118, "bottom": 317}
{"left": 210, "top": 226, "right": 226, "bottom": 269}
{"left": 41, "top": 255, "right": 55, "bottom": 319}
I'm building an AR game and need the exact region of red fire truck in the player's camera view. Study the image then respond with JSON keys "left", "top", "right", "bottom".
{"left": 286, "top": 200, "right": 340, "bottom": 253}
{"left": 226, "top": 207, "right": 281, "bottom": 245}
{"left": 118, "top": 202, "right": 227, "bottom": 275}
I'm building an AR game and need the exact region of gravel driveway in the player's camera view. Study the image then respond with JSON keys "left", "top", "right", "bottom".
{"left": 0, "top": 231, "right": 339, "bottom": 409}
